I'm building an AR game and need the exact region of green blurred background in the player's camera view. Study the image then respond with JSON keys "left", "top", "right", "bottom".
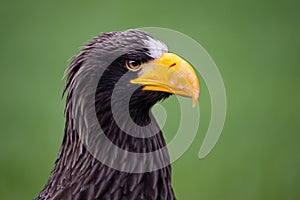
{"left": 0, "top": 0, "right": 299, "bottom": 199}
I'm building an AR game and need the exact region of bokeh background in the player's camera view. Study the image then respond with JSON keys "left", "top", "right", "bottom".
{"left": 0, "top": 0, "right": 299, "bottom": 199}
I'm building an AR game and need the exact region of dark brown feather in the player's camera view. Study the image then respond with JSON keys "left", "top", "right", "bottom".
{"left": 36, "top": 31, "right": 176, "bottom": 200}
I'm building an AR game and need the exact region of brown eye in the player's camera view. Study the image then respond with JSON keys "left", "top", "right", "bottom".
{"left": 126, "top": 60, "right": 142, "bottom": 71}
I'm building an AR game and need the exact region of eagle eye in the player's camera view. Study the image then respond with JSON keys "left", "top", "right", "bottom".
{"left": 126, "top": 60, "right": 142, "bottom": 71}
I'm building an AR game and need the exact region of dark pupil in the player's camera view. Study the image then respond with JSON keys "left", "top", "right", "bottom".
{"left": 129, "top": 60, "right": 140, "bottom": 68}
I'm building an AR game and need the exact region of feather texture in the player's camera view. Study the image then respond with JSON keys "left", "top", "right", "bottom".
{"left": 36, "top": 30, "right": 176, "bottom": 200}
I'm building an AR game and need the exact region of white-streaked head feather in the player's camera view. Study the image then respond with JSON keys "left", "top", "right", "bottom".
{"left": 143, "top": 36, "right": 168, "bottom": 59}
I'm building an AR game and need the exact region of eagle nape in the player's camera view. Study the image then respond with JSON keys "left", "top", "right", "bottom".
{"left": 35, "top": 29, "right": 199, "bottom": 200}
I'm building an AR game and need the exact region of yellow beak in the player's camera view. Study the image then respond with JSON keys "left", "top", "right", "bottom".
{"left": 130, "top": 53, "right": 199, "bottom": 106}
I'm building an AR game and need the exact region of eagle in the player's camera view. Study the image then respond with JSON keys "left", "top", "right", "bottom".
{"left": 36, "top": 29, "right": 199, "bottom": 200}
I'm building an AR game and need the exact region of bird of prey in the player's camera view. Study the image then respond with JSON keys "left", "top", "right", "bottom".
{"left": 36, "top": 29, "right": 199, "bottom": 200}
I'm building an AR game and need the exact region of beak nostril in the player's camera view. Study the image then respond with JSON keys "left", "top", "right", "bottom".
{"left": 169, "top": 63, "right": 176, "bottom": 68}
